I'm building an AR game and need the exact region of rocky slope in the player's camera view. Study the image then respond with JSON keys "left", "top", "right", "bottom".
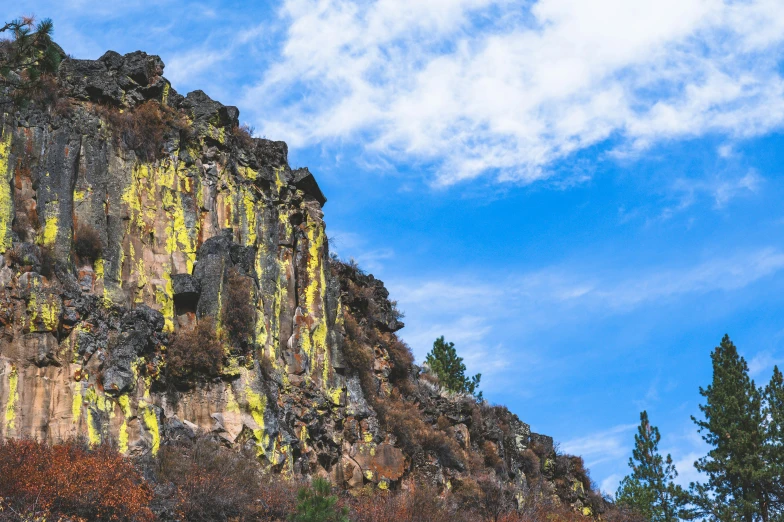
{"left": 0, "top": 49, "right": 608, "bottom": 517}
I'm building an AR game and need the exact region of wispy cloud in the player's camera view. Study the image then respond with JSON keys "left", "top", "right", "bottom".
{"left": 748, "top": 351, "right": 784, "bottom": 379}
{"left": 241, "top": 0, "right": 784, "bottom": 186}
{"left": 669, "top": 170, "right": 762, "bottom": 212}
{"left": 561, "top": 423, "right": 637, "bottom": 468}
{"left": 391, "top": 247, "right": 784, "bottom": 388}
{"left": 327, "top": 229, "right": 395, "bottom": 273}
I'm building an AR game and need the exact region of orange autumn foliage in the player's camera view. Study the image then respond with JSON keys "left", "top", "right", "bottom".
{"left": 0, "top": 439, "right": 153, "bottom": 521}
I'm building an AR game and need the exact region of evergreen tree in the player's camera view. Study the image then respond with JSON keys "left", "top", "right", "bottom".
{"left": 425, "top": 336, "right": 482, "bottom": 399}
{"left": 0, "top": 16, "right": 61, "bottom": 107}
{"left": 687, "top": 335, "right": 770, "bottom": 522}
{"left": 616, "top": 410, "right": 685, "bottom": 521}
{"left": 764, "top": 366, "right": 784, "bottom": 516}
{"left": 289, "top": 478, "right": 349, "bottom": 522}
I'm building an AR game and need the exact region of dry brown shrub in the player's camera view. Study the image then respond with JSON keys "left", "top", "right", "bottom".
{"left": 420, "top": 371, "right": 440, "bottom": 387}
{"left": 0, "top": 438, "right": 153, "bottom": 521}
{"left": 96, "top": 100, "right": 189, "bottom": 161}
{"left": 376, "top": 397, "right": 464, "bottom": 470}
{"left": 570, "top": 455, "right": 593, "bottom": 492}
{"left": 480, "top": 404, "right": 512, "bottom": 436}
{"left": 166, "top": 319, "right": 223, "bottom": 384}
{"left": 349, "top": 484, "right": 469, "bottom": 522}
{"left": 38, "top": 245, "right": 56, "bottom": 278}
{"left": 230, "top": 123, "right": 256, "bottom": 150}
{"left": 257, "top": 473, "right": 301, "bottom": 521}
{"left": 221, "top": 267, "right": 255, "bottom": 351}
{"left": 6, "top": 245, "right": 23, "bottom": 266}
{"left": 74, "top": 223, "right": 103, "bottom": 264}
{"left": 520, "top": 448, "right": 541, "bottom": 479}
{"left": 154, "top": 437, "right": 266, "bottom": 522}
{"left": 476, "top": 476, "right": 517, "bottom": 522}
{"left": 387, "top": 337, "right": 414, "bottom": 383}
{"left": 341, "top": 312, "right": 375, "bottom": 391}
{"left": 482, "top": 440, "right": 503, "bottom": 470}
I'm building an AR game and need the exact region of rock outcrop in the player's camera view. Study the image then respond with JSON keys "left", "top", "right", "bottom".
{"left": 0, "top": 49, "right": 608, "bottom": 517}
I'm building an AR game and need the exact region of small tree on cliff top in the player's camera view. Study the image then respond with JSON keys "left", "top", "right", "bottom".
{"left": 0, "top": 16, "right": 61, "bottom": 106}
{"left": 425, "top": 336, "right": 482, "bottom": 400}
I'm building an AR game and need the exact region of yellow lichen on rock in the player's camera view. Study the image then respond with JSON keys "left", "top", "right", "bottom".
{"left": 4, "top": 366, "right": 18, "bottom": 432}
{"left": 140, "top": 401, "right": 160, "bottom": 455}
{"left": 41, "top": 210, "right": 58, "bottom": 247}
{"left": 245, "top": 386, "right": 268, "bottom": 456}
{"left": 0, "top": 132, "right": 12, "bottom": 253}
{"left": 242, "top": 187, "right": 257, "bottom": 245}
{"left": 84, "top": 386, "right": 105, "bottom": 445}
{"left": 154, "top": 268, "right": 175, "bottom": 333}
{"left": 71, "top": 382, "right": 83, "bottom": 424}
{"left": 118, "top": 420, "right": 129, "bottom": 453}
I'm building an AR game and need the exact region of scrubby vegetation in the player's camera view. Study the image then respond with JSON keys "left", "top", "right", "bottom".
{"left": 331, "top": 258, "right": 615, "bottom": 518}
{"left": 222, "top": 267, "right": 256, "bottom": 351}
{"left": 230, "top": 123, "right": 256, "bottom": 150}
{"left": 151, "top": 437, "right": 268, "bottom": 521}
{"left": 0, "top": 437, "right": 627, "bottom": 522}
{"left": 0, "top": 438, "right": 153, "bottom": 521}
{"left": 165, "top": 319, "right": 223, "bottom": 385}
{"left": 74, "top": 223, "right": 103, "bottom": 264}
{"left": 95, "top": 100, "right": 190, "bottom": 161}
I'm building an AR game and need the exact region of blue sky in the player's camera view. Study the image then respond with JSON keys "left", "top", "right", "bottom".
{"left": 8, "top": 0, "right": 784, "bottom": 494}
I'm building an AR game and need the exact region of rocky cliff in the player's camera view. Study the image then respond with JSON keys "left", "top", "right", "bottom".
{"left": 0, "top": 49, "right": 608, "bottom": 517}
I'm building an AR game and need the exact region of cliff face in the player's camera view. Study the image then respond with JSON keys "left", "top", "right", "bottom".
{"left": 0, "top": 49, "right": 606, "bottom": 516}
{"left": 0, "top": 49, "right": 338, "bottom": 468}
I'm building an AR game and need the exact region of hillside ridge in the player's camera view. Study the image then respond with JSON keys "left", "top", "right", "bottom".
{"left": 0, "top": 47, "right": 611, "bottom": 518}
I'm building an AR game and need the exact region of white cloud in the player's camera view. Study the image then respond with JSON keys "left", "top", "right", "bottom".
{"left": 327, "top": 229, "right": 395, "bottom": 272}
{"left": 390, "top": 247, "right": 784, "bottom": 388}
{"left": 600, "top": 474, "right": 622, "bottom": 496}
{"left": 561, "top": 423, "right": 637, "bottom": 467}
{"left": 747, "top": 351, "right": 784, "bottom": 379}
{"left": 668, "top": 170, "right": 762, "bottom": 212}
{"left": 242, "top": 0, "right": 784, "bottom": 185}
{"left": 166, "top": 49, "right": 232, "bottom": 86}
{"left": 671, "top": 451, "right": 702, "bottom": 487}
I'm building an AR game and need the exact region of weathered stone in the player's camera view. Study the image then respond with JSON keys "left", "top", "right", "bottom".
{"left": 530, "top": 433, "right": 554, "bottom": 455}
{"left": 0, "top": 45, "right": 587, "bottom": 512}
{"left": 172, "top": 273, "right": 200, "bottom": 297}
{"left": 22, "top": 333, "right": 60, "bottom": 367}
{"left": 350, "top": 442, "right": 406, "bottom": 483}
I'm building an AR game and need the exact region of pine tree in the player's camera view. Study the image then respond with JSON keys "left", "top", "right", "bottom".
{"left": 289, "top": 478, "right": 349, "bottom": 522}
{"left": 0, "top": 16, "right": 61, "bottom": 107}
{"left": 763, "top": 366, "right": 784, "bottom": 516}
{"left": 687, "top": 335, "right": 770, "bottom": 522}
{"left": 616, "top": 410, "right": 685, "bottom": 521}
{"left": 425, "top": 336, "right": 482, "bottom": 399}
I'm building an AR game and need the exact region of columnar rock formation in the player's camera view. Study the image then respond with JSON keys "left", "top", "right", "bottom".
{"left": 0, "top": 49, "right": 606, "bottom": 516}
